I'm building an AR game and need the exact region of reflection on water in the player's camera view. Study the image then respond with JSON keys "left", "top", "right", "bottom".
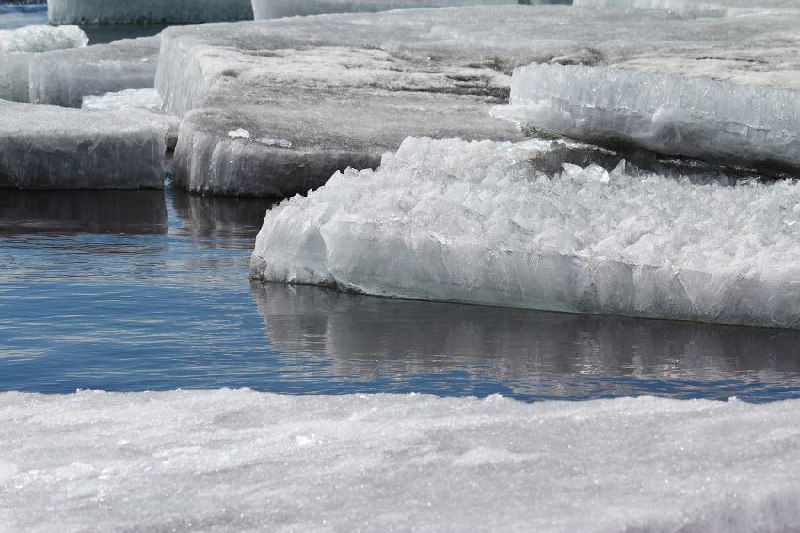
{"left": 1, "top": 188, "right": 799, "bottom": 401}
{"left": 0, "top": 4, "right": 47, "bottom": 30}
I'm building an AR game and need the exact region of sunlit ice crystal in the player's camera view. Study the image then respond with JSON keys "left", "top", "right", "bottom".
{"left": 251, "top": 137, "right": 800, "bottom": 329}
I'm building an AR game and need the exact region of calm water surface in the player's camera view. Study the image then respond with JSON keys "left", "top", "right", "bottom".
{"left": 2, "top": 189, "right": 799, "bottom": 402}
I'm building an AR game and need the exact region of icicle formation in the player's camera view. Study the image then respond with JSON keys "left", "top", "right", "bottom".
{"left": 493, "top": 64, "right": 800, "bottom": 175}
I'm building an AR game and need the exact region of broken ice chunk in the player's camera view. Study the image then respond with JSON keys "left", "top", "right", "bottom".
{"left": 228, "top": 128, "right": 250, "bottom": 139}
{"left": 0, "top": 100, "right": 166, "bottom": 190}
{"left": 493, "top": 64, "right": 800, "bottom": 176}
{"left": 0, "top": 25, "right": 87, "bottom": 54}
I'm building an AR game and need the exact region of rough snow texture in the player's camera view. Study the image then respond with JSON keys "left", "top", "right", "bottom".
{"left": 28, "top": 36, "right": 159, "bottom": 108}
{"left": 252, "top": 0, "right": 517, "bottom": 19}
{"left": 0, "top": 100, "right": 165, "bottom": 190}
{"left": 0, "top": 390, "right": 799, "bottom": 532}
{"left": 251, "top": 137, "right": 800, "bottom": 329}
{"left": 46, "top": 0, "right": 252, "bottom": 24}
{"left": 82, "top": 89, "right": 180, "bottom": 150}
{"left": 0, "top": 24, "right": 85, "bottom": 53}
{"left": 495, "top": 64, "right": 800, "bottom": 175}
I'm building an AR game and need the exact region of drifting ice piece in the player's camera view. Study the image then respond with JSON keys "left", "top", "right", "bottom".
{"left": 46, "top": 0, "right": 253, "bottom": 24}
{"left": 0, "top": 101, "right": 165, "bottom": 190}
{"left": 0, "top": 24, "right": 86, "bottom": 53}
{"left": 29, "top": 36, "right": 160, "bottom": 108}
{"left": 251, "top": 137, "right": 800, "bottom": 329}
{"left": 82, "top": 89, "right": 180, "bottom": 149}
{"left": 252, "top": 0, "right": 518, "bottom": 19}
{"left": 494, "top": 64, "right": 800, "bottom": 175}
{"left": 1, "top": 390, "right": 800, "bottom": 531}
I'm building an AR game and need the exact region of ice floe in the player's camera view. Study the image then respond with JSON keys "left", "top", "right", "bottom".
{"left": 0, "top": 24, "right": 86, "bottom": 54}
{"left": 0, "top": 389, "right": 798, "bottom": 531}
{"left": 494, "top": 64, "right": 800, "bottom": 175}
{"left": 0, "top": 100, "right": 166, "bottom": 190}
{"left": 251, "top": 137, "right": 800, "bottom": 329}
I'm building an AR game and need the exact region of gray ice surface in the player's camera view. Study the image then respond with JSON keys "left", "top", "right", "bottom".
{"left": 0, "top": 100, "right": 166, "bottom": 190}
{"left": 251, "top": 0, "right": 518, "bottom": 19}
{"left": 155, "top": 5, "right": 800, "bottom": 197}
{"left": 46, "top": 0, "right": 253, "bottom": 24}
{"left": 29, "top": 36, "right": 159, "bottom": 108}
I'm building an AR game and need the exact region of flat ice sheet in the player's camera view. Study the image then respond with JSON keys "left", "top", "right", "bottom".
{"left": 0, "top": 100, "right": 166, "bottom": 190}
{"left": 251, "top": 137, "right": 800, "bottom": 329}
{"left": 0, "top": 389, "right": 798, "bottom": 531}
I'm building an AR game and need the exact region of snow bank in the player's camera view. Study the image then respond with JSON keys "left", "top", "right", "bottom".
{"left": 46, "top": 0, "right": 253, "bottom": 24}
{"left": 82, "top": 89, "right": 180, "bottom": 150}
{"left": 0, "top": 389, "right": 798, "bottom": 531}
{"left": 0, "top": 100, "right": 166, "bottom": 190}
{"left": 251, "top": 137, "right": 800, "bottom": 329}
{"left": 0, "top": 24, "right": 85, "bottom": 53}
{"left": 494, "top": 64, "right": 800, "bottom": 175}
{"left": 251, "top": 0, "right": 517, "bottom": 19}
{"left": 29, "top": 36, "right": 159, "bottom": 108}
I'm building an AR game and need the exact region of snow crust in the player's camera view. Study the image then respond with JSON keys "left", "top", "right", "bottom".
{"left": 28, "top": 36, "right": 159, "bottom": 108}
{"left": 0, "top": 389, "right": 798, "bottom": 531}
{"left": 46, "top": 0, "right": 253, "bottom": 24}
{"left": 251, "top": 137, "right": 800, "bottom": 329}
{"left": 251, "top": 0, "right": 517, "bottom": 19}
{"left": 0, "top": 100, "right": 166, "bottom": 190}
{"left": 82, "top": 88, "right": 180, "bottom": 150}
{"left": 495, "top": 64, "right": 800, "bottom": 175}
{"left": 0, "top": 24, "right": 85, "bottom": 53}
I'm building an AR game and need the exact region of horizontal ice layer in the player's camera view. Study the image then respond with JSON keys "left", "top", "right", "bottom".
{"left": 0, "top": 100, "right": 166, "bottom": 190}
{"left": 0, "top": 24, "right": 85, "bottom": 53}
{"left": 251, "top": 137, "right": 800, "bottom": 329}
{"left": 82, "top": 88, "right": 180, "bottom": 150}
{"left": 251, "top": 0, "right": 518, "bottom": 19}
{"left": 573, "top": 0, "right": 799, "bottom": 11}
{"left": 495, "top": 65, "right": 800, "bottom": 175}
{"left": 1, "top": 390, "right": 799, "bottom": 531}
{"left": 46, "top": 0, "right": 253, "bottom": 24}
{"left": 29, "top": 36, "right": 159, "bottom": 108}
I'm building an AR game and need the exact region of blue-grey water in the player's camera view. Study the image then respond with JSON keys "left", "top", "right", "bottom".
{"left": 2, "top": 4, "right": 800, "bottom": 402}
{"left": 2, "top": 189, "right": 800, "bottom": 402}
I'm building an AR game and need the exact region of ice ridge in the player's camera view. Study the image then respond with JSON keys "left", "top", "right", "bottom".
{"left": 251, "top": 137, "right": 800, "bottom": 329}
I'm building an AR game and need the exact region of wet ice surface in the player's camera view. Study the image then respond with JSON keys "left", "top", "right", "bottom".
{"left": 1, "top": 390, "right": 800, "bottom": 532}
{"left": 2, "top": 189, "right": 800, "bottom": 401}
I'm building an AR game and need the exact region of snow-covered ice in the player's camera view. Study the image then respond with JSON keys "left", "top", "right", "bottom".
{"left": 0, "top": 389, "right": 798, "bottom": 531}
{"left": 82, "top": 89, "right": 180, "bottom": 150}
{"left": 28, "top": 36, "right": 159, "bottom": 108}
{"left": 46, "top": 0, "right": 253, "bottom": 24}
{"left": 494, "top": 64, "right": 800, "bottom": 175}
{"left": 251, "top": 137, "right": 800, "bottom": 329}
{"left": 0, "top": 100, "right": 166, "bottom": 190}
{"left": 154, "top": 5, "right": 800, "bottom": 196}
{"left": 251, "top": 0, "right": 518, "bottom": 19}
{"left": 0, "top": 24, "right": 85, "bottom": 53}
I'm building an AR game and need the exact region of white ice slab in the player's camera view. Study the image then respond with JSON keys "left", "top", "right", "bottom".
{"left": 0, "top": 100, "right": 166, "bottom": 190}
{"left": 46, "top": 0, "right": 253, "bottom": 24}
{"left": 82, "top": 88, "right": 180, "bottom": 149}
{"left": 251, "top": 0, "right": 518, "bottom": 19}
{"left": 494, "top": 64, "right": 800, "bottom": 175}
{"left": 0, "top": 24, "right": 86, "bottom": 54}
{"left": 251, "top": 137, "right": 800, "bottom": 329}
{"left": 0, "top": 390, "right": 799, "bottom": 531}
{"left": 29, "top": 36, "right": 160, "bottom": 108}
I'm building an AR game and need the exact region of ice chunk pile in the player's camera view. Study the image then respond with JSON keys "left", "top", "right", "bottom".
{"left": 1, "top": 389, "right": 799, "bottom": 531}
{"left": 82, "top": 89, "right": 180, "bottom": 149}
{"left": 494, "top": 64, "right": 800, "bottom": 175}
{"left": 0, "top": 100, "right": 166, "bottom": 190}
{"left": 28, "top": 36, "right": 160, "bottom": 108}
{"left": 251, "top": 0, "right": 518, "bottom": 19}
{"left": 251, "top": 137, "right": 800, "bottom": 329}
{"left": 0, "top": 24, "right": 86, "bottom": 54}
{"left": 46, "top": 0, "right": 253, "bottom": 24}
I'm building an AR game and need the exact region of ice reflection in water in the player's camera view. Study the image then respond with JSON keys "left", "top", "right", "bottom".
{"left": 0, "top": 188, "right": 798, "bottom": 401}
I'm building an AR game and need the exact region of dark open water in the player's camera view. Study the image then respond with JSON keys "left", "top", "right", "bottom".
{"left": 2, "top": 189, "right": 799, "bottom": 402}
